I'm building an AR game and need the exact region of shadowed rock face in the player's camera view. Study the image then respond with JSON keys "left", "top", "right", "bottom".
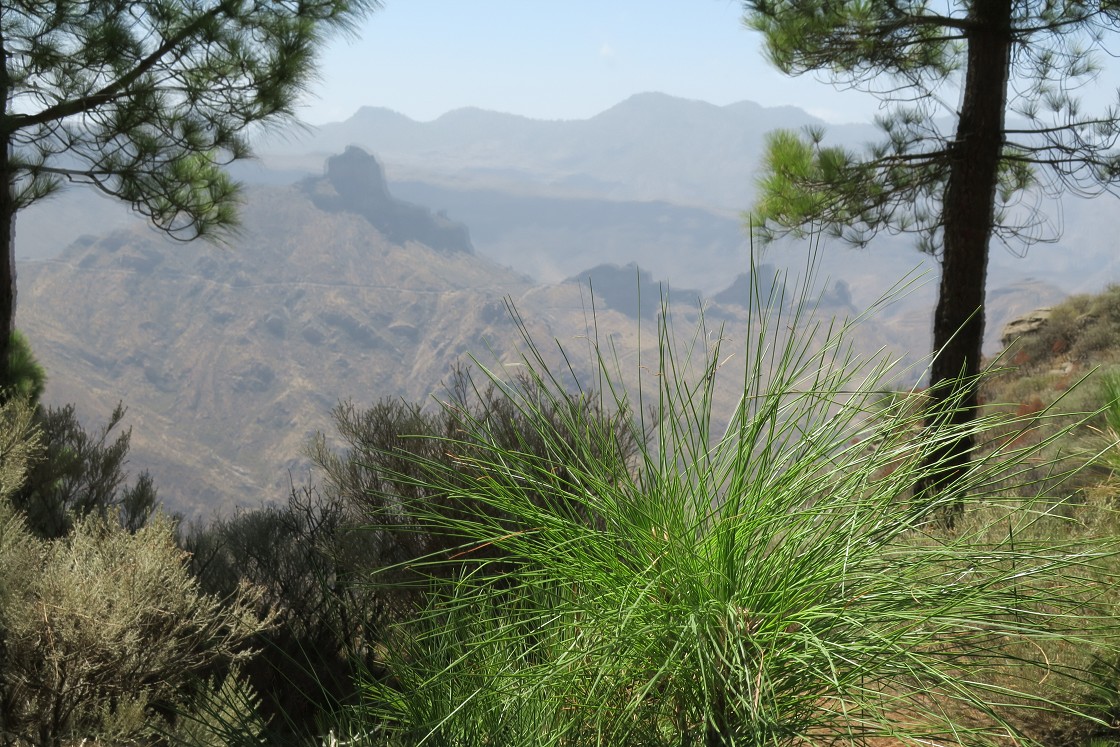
{"left": 306, "top": 146, "right": 474, "bottom": 254}
{"left": 712, "top": 266, "right": 781, "bottom": 307}
{"left": 564, "top": 262, "right": 703, "bottom": 318}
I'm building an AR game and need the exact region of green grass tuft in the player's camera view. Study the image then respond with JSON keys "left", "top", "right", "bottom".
{"left": 343, "top": 259, "right": 1120, "bottom": 747}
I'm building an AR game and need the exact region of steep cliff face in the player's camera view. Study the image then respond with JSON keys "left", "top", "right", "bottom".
{"left": 305, "top": 146, "right": 474, "bottom": 254}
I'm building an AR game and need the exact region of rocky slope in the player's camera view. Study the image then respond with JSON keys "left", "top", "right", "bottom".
{"left": 18, "top": 147, "right": 1074, "bottom": 517}
{"left": 21, "top": 151, "right": 529, "bottom": 515}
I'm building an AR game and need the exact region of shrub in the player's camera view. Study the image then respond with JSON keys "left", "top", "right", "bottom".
{"left": 183, "top": 366, "right": 641, "bottom": 742}
{"left": 0, "top": 397, "right": 270, "bottom": 747}
{"left": 1008, "top": 286, "right": 1120, "bottom": 371}
{"left": 347, "top": 269, "right": 1120, "bottom": 747}
{"left": 1071, "top": 324, "right": 1115, "bottom": 361}
{"left": 186, "top": 483, "right": 387, "bottom": 742}
{"left": 10, "top": 402, "right": 158, "bottom": 539}
{"left": 4, "top": 331, "right": 45, "bottom": 406}
{"left": 308, "top": 365, "right": 640, "bottom": 580}
{"left": 0, "top": 332, "right": 154, "bottom": 539}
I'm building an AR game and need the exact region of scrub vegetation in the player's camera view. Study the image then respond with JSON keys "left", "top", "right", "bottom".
{"left": 4, "top": 265, "right": 1120, "bottom": 745}
{"left": 6, "top": 0, "right": 1120, "bottom": 739}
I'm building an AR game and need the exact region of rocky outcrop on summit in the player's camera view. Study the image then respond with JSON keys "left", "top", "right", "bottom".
{"left": 712, "top": 266, "right": 781, "bottom": 307}
{"left": 305, "top": 146, "right": 474, "bottom": 254}
{"left": 564, "top": 263, "right": 702, "bottom": 318}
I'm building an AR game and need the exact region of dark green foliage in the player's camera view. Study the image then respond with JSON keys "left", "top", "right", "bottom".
{"left": 183, "top": 367, "right": 639, "bottom": 742}
{"left": 2, "top": 331, "right": 44, "bottom": 406}
{"left": 308, "top": 367, "right": 640, "bottom": 576}
{"left": 186, "top": 483, "right": 387, "bottom": 743}
{"left": 10, "top": 403, "right": 158, "bottom": 539}
{"left": 5, "top": 0, "right": 380, "bottom": 235}
{"left": 745, "top": 0, "right": 1120, "bottom": 250}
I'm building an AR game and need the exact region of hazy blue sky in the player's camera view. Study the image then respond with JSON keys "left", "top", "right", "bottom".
{"left": 299, "top": 0, "right": 888, "bottom": 125}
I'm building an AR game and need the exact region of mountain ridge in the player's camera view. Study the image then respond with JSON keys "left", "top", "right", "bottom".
{"left": 14, "top": 91, "right": 1120, "bottom": 518}
{"left": 20, "top": 158, "right": 1068, "bottom": 516}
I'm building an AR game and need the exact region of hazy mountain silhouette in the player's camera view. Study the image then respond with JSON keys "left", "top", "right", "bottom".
{"left": 303, "top": 146, "right": 473, "bottom": 254}
{"left": 19, "top": 93, "right": 1120, "bottom": 297}
{"left": 259, "top": 92, "right": 848, "bottom": 209}
{"left": 14, "top": 91, "right": 1112, "bottom": 517}
{"left": 20, "top": 150, "right": 943, "bottom": 516}
{"left": 564, "top": 263, "right": 704, "bottom": 319}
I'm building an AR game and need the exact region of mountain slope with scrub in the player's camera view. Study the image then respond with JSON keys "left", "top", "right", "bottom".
{"left": 19, "top": 146, "right": 1072, "bottom": 516}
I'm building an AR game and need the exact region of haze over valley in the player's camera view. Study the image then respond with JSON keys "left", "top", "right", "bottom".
{"left": 16, "top": 94, "right": 1110, "bottom": 515}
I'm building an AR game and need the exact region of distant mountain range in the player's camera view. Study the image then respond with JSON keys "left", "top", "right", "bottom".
{"left": 257, "top": 92, "right": 871, "bottom": 210}
{"left": 17, "top": 149, "right": 874, "bottom": 515}
{"left": 16, "top": 93, "right": 1106, "bottom": 515}
{"left": 20, "top": 93, "right": 1118, "bottom": 294}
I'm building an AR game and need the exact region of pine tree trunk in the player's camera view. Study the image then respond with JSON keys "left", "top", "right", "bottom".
{"left": 0, "top": 144, "right": 15, "bottom": 393}
{"left": 0, "top": 30, "right": 15, "bottom": 391}
{"left": 922, "top": 0, "right": 1013, "bottom": 522}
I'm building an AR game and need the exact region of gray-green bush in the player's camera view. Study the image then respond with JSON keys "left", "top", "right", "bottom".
{"left": 0, "top": 398, "right": 271, "bottom": 747}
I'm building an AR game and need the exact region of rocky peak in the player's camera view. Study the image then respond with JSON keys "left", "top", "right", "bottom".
{"left": 305, "top": 146, "right": 474, "bottom": 255}
{"left": 325, "top": 145, "right": 394, "bottom": 210}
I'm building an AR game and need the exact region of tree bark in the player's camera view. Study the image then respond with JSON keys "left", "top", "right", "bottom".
{"left": 922, "top": 0, "right": 1013, "bottom": 521}
{"left": 0, "top": 28, "right": 14, "bottom": 390}
{"left": 0, "top": 145, "right": 15, "bottom": 393}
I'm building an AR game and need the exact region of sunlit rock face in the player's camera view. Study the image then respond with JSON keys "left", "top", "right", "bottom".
{"left": 1000, "top": 307, "right": 1052, "bottom": 350}
{"left": 306, "top": 146, "right": 474, "bottom": 255}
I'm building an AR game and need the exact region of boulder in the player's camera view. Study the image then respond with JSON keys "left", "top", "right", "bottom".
{"left": 1000, "top": 307, "right": 1052, "bottom": 349}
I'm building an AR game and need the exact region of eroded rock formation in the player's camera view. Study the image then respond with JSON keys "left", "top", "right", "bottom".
{"left": 305, "top": 146, "right": 474, "bottom": 254}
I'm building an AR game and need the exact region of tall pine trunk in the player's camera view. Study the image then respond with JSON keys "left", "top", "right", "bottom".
{"left": 922, "top": 0, "right": 1013, "bottom": 521}
{"left": 0, "top": 145, "right": 14, "bottom": 394}
{"left": 0, "top": 30, "right": 14, "bottom": 391}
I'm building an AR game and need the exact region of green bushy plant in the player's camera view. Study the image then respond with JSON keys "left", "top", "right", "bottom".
{"left": 0, "top": 397, "right": 271, "bottom": 747}
{"left": 0, "top": 329, "right": 157, "bottom": 539}
{"left": 0, "top": 330, "right": 159, "bottom": 540}
{"left": 3, "top": 331, "right": 45, "bottom": 406}
{"left": 346, "top": 267, "right": 1120, "bottom": 747}
{"left": 308, "top": 365, "right": 640, "bottom": 582}
{"left": 12, "top": 402, "right": 159, "bottom": 538}
{"left": 184, "top": 366, "right": 640, "bottom": 743}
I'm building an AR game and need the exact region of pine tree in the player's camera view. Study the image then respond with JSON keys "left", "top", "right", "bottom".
{"left": 743, "top": 0, "right": 1120, "bottom": 515}
{"left": 1, "top": 0, "right": 379, "bottom": 382}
